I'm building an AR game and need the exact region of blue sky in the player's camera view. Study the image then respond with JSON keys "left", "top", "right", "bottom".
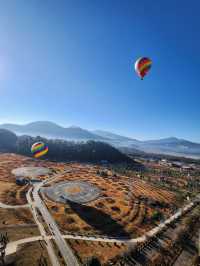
{"left": 0, "top": 0, "right": 199, "bottom": 141}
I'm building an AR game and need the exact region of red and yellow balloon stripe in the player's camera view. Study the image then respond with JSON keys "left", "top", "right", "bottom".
{"left": 135, "top": 57, "right": 152, "bottom": 79}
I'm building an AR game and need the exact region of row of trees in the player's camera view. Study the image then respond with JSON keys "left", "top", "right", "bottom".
{"left": 0, "top": 129, "right": 134, "bottom": 164}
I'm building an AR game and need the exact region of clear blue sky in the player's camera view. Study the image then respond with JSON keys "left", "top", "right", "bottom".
{"left": 0, "top": 0, "right": 199, "bottom": 141}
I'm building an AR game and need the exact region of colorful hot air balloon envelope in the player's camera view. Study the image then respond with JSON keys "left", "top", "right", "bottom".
{"left": 134, "top": 57, "right": 152, "bottom": 79}
{"left": 31, "top": 142, "right": 48, "bottom": 158}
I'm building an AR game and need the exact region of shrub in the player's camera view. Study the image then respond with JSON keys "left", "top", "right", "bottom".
{"left": 66, "top": 217, "right": 75, "bottom": 224}
{"left": 111, "top": 206, "right": 120, "bottom": 213}
{"left": 151, "top": 211, "right": 162, "bottom": 222}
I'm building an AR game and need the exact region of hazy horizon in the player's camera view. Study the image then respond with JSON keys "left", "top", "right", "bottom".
{"left": 0, "top": 119, "right": 200, "bottom": 143}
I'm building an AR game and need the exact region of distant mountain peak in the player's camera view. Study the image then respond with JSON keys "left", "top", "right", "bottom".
{"left": 0, "top": 121, "right": 200, "bottom": 159}
{"left": 69, "top": 125, "right": 82, "bottom": 129}
{"left": 26, "top": 121, "right": 62, "bottom": 127}
{"left": 164, "top": 137, "right": 179, "bottom": 141}
{"left": 0, "top": 121, "right": 106, "bottom": 141}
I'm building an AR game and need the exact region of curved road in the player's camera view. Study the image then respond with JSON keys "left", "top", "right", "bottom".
{"left": 1, "top": 169, "right": 199, "bottom": 266}
{"left": 5, "top": 200, "right": 196, "bottom": 258}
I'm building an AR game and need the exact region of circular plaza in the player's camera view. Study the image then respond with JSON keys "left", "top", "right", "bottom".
{"left": 43, "top": 181, "right": 101, "bottom": 204}
{"left": 11, "top": 167, "right": 51, "bottom": 178}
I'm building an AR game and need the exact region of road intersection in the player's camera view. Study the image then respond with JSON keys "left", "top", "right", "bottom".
{"left": 0, "top": 168, "right": 199, "bottom": 266}
{"left": 27, "top": 171, "right": 79, "bottom": 266}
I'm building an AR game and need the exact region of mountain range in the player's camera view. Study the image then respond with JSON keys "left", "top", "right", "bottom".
{"left": 0, "top": 121, "right": 200, "bottom": 159}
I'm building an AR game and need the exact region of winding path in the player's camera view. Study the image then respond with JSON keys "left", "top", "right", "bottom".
{"left": 5, "top": 200, "right": 197, "bottom": 258}
{"left": 0, "top": 202, "right": 29, "bottom": 209}
{"left": 1, "top": 168, "right": 199, "bottom": 265}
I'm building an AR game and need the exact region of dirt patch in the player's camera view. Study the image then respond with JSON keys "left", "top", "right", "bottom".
{"left": 65, "top": 186, "right": 82, "bottom": 194}
{"left": 14, "top": 240, "right": 51, "bottom": 265}
{"left": 67, "top": 239, "right": 128, "bottom": 265}
{"left": 0, "top": 226, "right": 40, "bottom": 242}
{"left": 0, "top": 208, "right": 34, "bottom": 228}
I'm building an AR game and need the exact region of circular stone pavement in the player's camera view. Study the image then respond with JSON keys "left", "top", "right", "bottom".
{"left": 11, "top": 167, "right": 51, "bottom": 178}
{"left": 43, "top": 181, "right": 101, "bottom": 204}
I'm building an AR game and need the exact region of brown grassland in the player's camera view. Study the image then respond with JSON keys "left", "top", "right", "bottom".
{"left": 0, "top": 153, "right": 191, "bottom": 265}
{"left": 13, "top": 241, "right": 51, "bottom": 266}
{"left": 44, "top": 164, "right": 177, "bottom": 238}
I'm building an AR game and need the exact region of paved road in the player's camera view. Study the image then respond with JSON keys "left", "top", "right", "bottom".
{"left": 2, "top": 167, "right": 198, "bottom": 265}
{"left": 32, "top": 172, "right": 79, "bottom": 266}
{"left": 6, "top": 236, "right": 42, "bottom": 256}
{"left": 1, "top": 171, "right": 78, "bottom": 266}
{"left": 5, "top": 199, "right": 197, "bottom": 258}
{"left": 26, "top": 188, "right": 60, "bottom": 266}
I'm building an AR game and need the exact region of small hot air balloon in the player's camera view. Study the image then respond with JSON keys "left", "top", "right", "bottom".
{"left": 134, "top": 57, "right": 152, "bottom": 80}
{"left": 31, "top": 142, "right": 48, "bottom": 158}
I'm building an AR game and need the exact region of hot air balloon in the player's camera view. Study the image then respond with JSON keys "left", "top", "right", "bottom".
{"left": 31, "top": 142, "right": 48, "bottom": 158}
{"left": 134, "top": 57, "right": 152, "bottom": 79}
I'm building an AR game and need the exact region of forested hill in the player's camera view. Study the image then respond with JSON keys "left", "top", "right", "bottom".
{"left": 0, "top": 129, "right": 139, "bottom": 165}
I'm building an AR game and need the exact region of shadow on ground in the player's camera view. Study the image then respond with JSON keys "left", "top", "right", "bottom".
{"left": 66, "top": 200, "right": 130, "bottom": 238}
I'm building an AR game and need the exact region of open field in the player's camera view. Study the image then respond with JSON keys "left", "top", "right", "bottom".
{"left": 0, "top": 153, "right": 65, "bottom": 205}
{"left": 0, "top": 207, "right": 39, "bottom": 242}
{"left": 67, "top": 239, "right": 128, "bottom": 265}
{"left": 0, "top": 208, "right": 34, "bottom": 227}
{"left": 43, "top": 163, "right": 177, "bottom": 238}
{"left": 0, "top": 226, "right": 40, "bottom": 242}
{"left": 12, "top": 241, "right": 51, "bottom": 266}
{"left": 134, "top": 158, "right": 200, "bottom": 196}
{"left": 0, "top": 153, "right": 199, "bottom": 265}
